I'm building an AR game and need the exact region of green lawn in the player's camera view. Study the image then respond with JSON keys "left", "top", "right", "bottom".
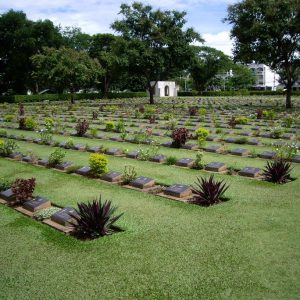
{"left": 0, "top": 158, "right": 299, "bottom": 299}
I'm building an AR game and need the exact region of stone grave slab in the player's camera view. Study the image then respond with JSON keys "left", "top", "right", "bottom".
{"left": 241, "top": 132, "right": 252, "bottom": 136}
{"left": 101, "top": 171, "right": 122, "bottom": 182}
{"left": 59, "top": 141, "right": 67, "bottom": 148}
{"left": 235, "top": 125, "right": 244, "bottom": 129}
{"left": 204, "top": 145, "right": 224, "bottom": 153}
{"left": 151, "top": 154, "right": 167, "bottom": 163}
{"left": 282, "top": 134, "right": 295, "bottom": 140}
{"left": 230, "top": 148, "right": 249, "bottom": 156}
{"left": 205, "top": 162, "right": 227, "bottom": 172}
{"left": 176, "top": 158, "right": 195, "bottom": 167}
{"left": 76, "top": 166, "right": 91, "bottom": 176}
{"left": 292, "top": 155, "right": 300, "bottom": 163}
{"left": 22, "top": 156, "right": 36, "bottom": 163}
{"left": 248, "top": 139, "right": 261, "bottom": 145}
{"left": 182, "top": 144, "right": 198, "bottom": 150}
{"left": 9, "top": 152, "right": 22, "bottom": 160}
{"left": 33, "top": 138, "right": 42, "bottom": 144}
{"left": 55, "top": 161, "right": 73, "bottom": 170}
{"left": 106, "top": 148, "right": 123, "bottom": 156}
{"left": 130, "top": 176, "right": 155, "bottom": 189}
{"left": 207, "top": 135, "right": 219, "bottom": 142}
{"left": 25, "top": 136, "right": 33, "bottom": 142}
{"left": 127, "top": 151, "right": 139, "bottom": 159}
{"left": 164, "top": 184, "right": 192, "bottom": 198}
{"left": 74, "top": 144, "right": 86, "bottom": 151}
{"left": 0, "top": 188, "right": 15, "bottom": 202}
{"left": 110, "top": 136, "right": 123, "bottom": 142}
{"left": 23, "top": 196, "right": 51, "bottom": 212}
{"left": 162, "top": 141, "right": 172, "bottom": 147}
{"left": 38, "top": 158, "right": 49, "bottom": 166}
{"left": 88, "top": 146, "right": 102, "bottom": 153}
{"left": 260, "top": 133, "right": 271, "bottom": 138}
{"left": 239, "top": 167, "right": 261, "bottom": 178}
{"left": 225, "top": 137, "right": 237, "bottom": 143}
{"left": 51, "top": 207, "right": 77, "bottom": 226}
{"left": 258, "top": 151, "right": 276, "bottom": 159}
{"left": 96, "top": 134, "right": 105, "bottom": 139}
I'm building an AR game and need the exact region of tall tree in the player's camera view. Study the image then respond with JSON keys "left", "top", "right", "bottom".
{"left": 89, "top": 34, "right": 128, "bottom": 98}
{"left": 31, "top": 47, "right": 103, "bottom": 103}
{"left": 111, "top": 2, "right": 202, "bottom": 104}
{"left": 190, "top": 46, "right": 231, "bottom": 94}
{"left": 0, "top": 10, "right": 63, "bottom": 94}
{"left": 225, "top": 0, "right": 300, "bottom": 108}
{"left": 61, "top": 26, "right": 92, "bottom": 52}
{"left": 226, "top": 63, "right": 256, "bottom": 90}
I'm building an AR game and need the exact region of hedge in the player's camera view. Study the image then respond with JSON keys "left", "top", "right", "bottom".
{"left": 0, "top": 91, "right": 147, "bottom": 103}
{"left": 179, "top": 90, "right": 300, "bottom": 97}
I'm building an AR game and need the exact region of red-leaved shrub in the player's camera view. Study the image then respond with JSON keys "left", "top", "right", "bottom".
{"left": 11, "top": 178, "right": 36, "bottom": 204}
{"left": 76, "top": 119, "right": 89, "bottom": 136}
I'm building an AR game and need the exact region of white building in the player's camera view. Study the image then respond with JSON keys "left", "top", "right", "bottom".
{"left": 148, "top": 81, "right": 178, "bottom": 97}
{"left": 248, "top": 63, "right": 280, "bottom": 91}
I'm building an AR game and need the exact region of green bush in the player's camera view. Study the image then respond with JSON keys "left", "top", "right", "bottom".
{"left": 4, "top": 114, "right": 14, "bottom": 122}
{"left": 25, "top": 117, "right": 38, "bottom": 130}
{"left": 195, "top": 128, "right": 209, "bottom": 139}
{"left": 122, "top": 165, "right": 137, "bottom": 184}
{"left": 0, "top": 139, "right": 18, "bottom": 156}
{"left": 235, "top": 116, "right": 249, "bottom": 125}
{"left": 105, "top": 121, "right": 115, "bottom": 132}
{"left": 0, "top": 177, "right": 12, "bottom": 192}
{"left": 48, "top": 148, "right": 66, "bottom": 167}
{"left": 89, "top": 153, "right": 108, "bottom": 176}
{"left": 165, "top": 156, "right": 177, "bottom": 165}
{"left": 0, "top": 129, "right": 7, "bottom": 137}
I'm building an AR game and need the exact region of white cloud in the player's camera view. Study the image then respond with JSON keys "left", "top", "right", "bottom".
{"left": 202, "top": 31, "right": 233, "bottom": 56}
{"left": 0, "top": 0, "right": 236, "bottom": 33}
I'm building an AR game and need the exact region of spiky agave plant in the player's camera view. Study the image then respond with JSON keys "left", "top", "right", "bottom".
{"left": 192, "top": 175, "right": 229, "bottom": 206}
{"left": 263, "top": 159, "right": 292, "bottom": 184}
{"left": 70, "top": 196, "right": 123, "bottom": 239}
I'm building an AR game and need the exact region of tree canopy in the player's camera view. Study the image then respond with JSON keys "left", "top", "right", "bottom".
{"left": 31, "top": 47, "right": 103, "bottom": 103}
{"left": 189, "top": 46, "right": 232, "bottom": 94}
{"left": 111, "top": 2, "right": 202, "bottom": 104}
{"left": 225, "top": 0, "right": 300, "bottom": 108}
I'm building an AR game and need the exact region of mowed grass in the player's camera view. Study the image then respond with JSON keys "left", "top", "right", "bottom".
{"left": 0, "top": 158, "right": 300, "bottom": 299}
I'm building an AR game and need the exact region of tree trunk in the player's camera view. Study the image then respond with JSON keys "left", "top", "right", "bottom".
{"left": 102, "top": 77, "right": 110, "bottom": 99}
{"left": 286, "top": 81, "right": 292, "bottom": 109}
{"left": 70, "top": 85, "right": 75, "bottom": 104}
{"left": 148, "top": 82, "right": 157, "bottom": 105}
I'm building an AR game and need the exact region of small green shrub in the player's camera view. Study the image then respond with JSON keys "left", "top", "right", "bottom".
{"left": 0, "top": 139, "right": 18, "bottom": 156}
{"left": 235, "top": 116, "right": 249, "bottom": 125}
{"left": 236, "top": 137, "right": 248, "bottom": 144}
{"left": 0, "top": 129, "right": 7, "bottom": 137}
{"left": 24, "top": 117, "right": 38, "bottom": 130}
{"left": 89, "top": 153, "right": 109, "bottom": 176}
{"left": 193, "top": 151, "right": 204, "bottom": 169}
{"left": 4, "top": 114, "right": 14, "bottom": 122}
{"left": 89, "top": 128, "right": 98, "bottom": 138}
{"left": 271, "top": 127, "right": 283, "bottom": 139}
{"left": 48, "top": 148, "right": 66, "bottom": 167}
{"left": 122, "top": 165, "right": 137, "bottom": 184}
{"left": 65, "top": 138, "right": 75, "bottom": 149}
{"left": 165, "top": 156, "right": 177, "bottom": 165}
{"left": 0, "top": 177, "right": 12, "bottom": 192}
{"left": 105, "top": 121, "right": 115, "bottom": 131}
{"left": 116, "top": 120, "right": 125, "bottom": 133}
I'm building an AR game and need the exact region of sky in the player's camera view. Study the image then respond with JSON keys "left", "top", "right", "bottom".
{"left": 0, "top": 0, "right": 237, "bottom": 56}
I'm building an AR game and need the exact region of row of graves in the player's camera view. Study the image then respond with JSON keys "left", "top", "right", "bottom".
{"left": 1, "top": 102, "right": 299, "bottom": 163}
